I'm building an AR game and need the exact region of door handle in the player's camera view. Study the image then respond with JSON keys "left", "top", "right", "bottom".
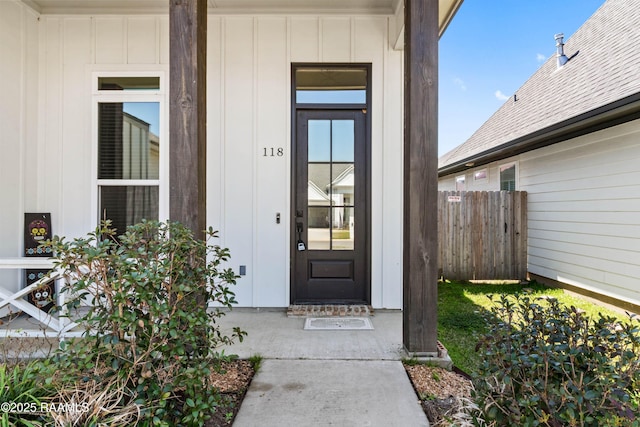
{"left": 296, "top": 221, "right": 306, "bottom": 251}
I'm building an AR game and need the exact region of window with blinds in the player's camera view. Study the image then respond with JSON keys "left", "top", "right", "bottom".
{"left": 98, "top": 103, "right": 159, "bottom": 180}
{"left": 95, "top": 76, "right": 162, "bottom": 235}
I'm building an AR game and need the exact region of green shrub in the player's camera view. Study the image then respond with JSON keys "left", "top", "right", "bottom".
{"left": 474, "top": 292, "right": 640, "bottom": 427}
{"left": 45, "top": 220, "right": 246, "bottom": 426}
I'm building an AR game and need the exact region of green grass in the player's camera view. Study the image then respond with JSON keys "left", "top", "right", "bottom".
{"left": 332, "top": 230, "right": 351, "bottom": 239}
{"left": 438, "top": 280, "right": 633, "bottom": 375}
{"left": 248, "top": 353, "right": 263, "bottom": 372}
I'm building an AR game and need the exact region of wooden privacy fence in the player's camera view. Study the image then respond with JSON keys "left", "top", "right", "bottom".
{"left": 438, "top": 191, "right": 527, "bottom": 281}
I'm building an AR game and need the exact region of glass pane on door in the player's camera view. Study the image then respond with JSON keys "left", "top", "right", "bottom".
{"left": 331, "top": 120, "right": 354, "bottom": 162}
{"left": 332, "top": 207, "right": 354, "bottom": 250}
{"left": 307, "top": 119, "right": 355, "bottom": 251}
{"left": 308, "top": 120, "right": 330, "bottom": 162}
{"left": 308, "top": 207, "right": 330, "bottom": 250}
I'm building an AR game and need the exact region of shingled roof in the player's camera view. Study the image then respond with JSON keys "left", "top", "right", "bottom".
{"left": 439, "top": 0, "right": 640, "bottom": 175}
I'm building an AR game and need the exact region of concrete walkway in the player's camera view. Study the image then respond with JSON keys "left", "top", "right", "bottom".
{"left": 218, "top": 309, "right": 429, "bottom": 427}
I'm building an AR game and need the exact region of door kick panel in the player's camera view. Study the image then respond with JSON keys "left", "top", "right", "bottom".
{"left": 310, "top": 260, "right": 353, "bottom": 279}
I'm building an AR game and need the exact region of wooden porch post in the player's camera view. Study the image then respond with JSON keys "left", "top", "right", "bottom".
{"left": 403, "top": 0, "right": 439, "bottom": 355}
{"left": 169, "top": 0, "right": 207, "bottom": 239}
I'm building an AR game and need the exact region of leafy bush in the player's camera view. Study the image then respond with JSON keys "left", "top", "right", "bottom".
{"left": 45, "top": 220, "right": 246, "bottom": 426}
{"left": 474, "top": 292, "right": 640, "bottom": 426}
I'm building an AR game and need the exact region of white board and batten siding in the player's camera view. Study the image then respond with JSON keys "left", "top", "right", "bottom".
{"left": 1, "top": 1, "right": 405, "bottom": 308}
{"left": 0, "top": 1, "right": 39, "bottom": 303}
{"left": 438, "top": 119, "right": 640, "bottom": 308}
{"left": 205, "top": 15, "right": 403, "bottom": 308}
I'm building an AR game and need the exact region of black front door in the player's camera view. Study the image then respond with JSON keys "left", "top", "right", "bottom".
{"left": 292, "top": 109, "right": 368, "bottom": 303}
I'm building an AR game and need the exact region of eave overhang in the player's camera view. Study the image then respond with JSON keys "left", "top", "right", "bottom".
{"left": 390, "top": 0, "right": 463, "bottom": 48}
{"left": 438, "top": 93, "right": 640, "bottom": 178}
{"left": 438, "top": 0, "right": 464, "bottom": 37}
{"left": 21, "top": 0, "right": 463, "bottom": 39}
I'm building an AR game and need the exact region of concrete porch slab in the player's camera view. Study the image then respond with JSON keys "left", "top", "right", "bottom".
{"left": 216, "top": 308, "right": 405, "bottom": 360}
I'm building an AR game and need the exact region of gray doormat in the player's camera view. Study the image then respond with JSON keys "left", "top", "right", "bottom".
{"left": 303, "top": 317, "right": 374, "bottom": 330}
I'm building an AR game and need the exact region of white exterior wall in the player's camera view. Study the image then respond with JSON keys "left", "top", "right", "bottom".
{"left": 1, "top": 7, "right": 405, "bottom": 308}
{"left": 207, "top": 15, "right": 404, "bottom": 307}
{"left": 438, "top": 119, "right": 640, "bottom": 307}
{"left": 0, "top": 1, "right": 39, "bottom": 303}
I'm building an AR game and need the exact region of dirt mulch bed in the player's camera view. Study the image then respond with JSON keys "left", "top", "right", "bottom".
{"left": 205, "top": 360, "right": 255, "bottom": 426}
{"left": 404, "top": 364, "right": 475, "bottom": 426}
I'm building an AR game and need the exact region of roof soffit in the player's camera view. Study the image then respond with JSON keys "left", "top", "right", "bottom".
{"left": 22, "top": 0, "right": 461, "bottom": 34}
{"left": 391, "top": 0, "right": 464, "bottom": 49}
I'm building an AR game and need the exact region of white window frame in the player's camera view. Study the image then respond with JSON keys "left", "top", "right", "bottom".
{"left": 499, "top": 162, "right": 518, "bottom": 191}
{"left": 90, "top": 70, "right": 168, "bottom": 229}
{"left": 455, "top": 175, "right": 466, "bottom": 191}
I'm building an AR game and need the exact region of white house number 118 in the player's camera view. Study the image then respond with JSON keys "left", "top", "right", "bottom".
{"left": 263, "top": 147, "right": 284, "bottom": 157}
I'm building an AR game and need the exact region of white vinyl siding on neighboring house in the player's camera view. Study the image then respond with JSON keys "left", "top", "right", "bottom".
{"left": 520, "top": 120, "right": 640, "bottom": 307}
{"left": 437, "top": 175, "right": 457, "bottom": 191}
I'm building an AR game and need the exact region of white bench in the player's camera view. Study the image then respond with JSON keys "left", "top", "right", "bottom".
{"left": 0, "top": 258, "right": 81, "bottom": 338}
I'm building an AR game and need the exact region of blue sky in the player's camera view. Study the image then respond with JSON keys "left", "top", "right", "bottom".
{"left": 123, "top": 102, "right": 159, "bottom": 136}
{"left": 438, "top": 0, "right": 605, "bottom": 157}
